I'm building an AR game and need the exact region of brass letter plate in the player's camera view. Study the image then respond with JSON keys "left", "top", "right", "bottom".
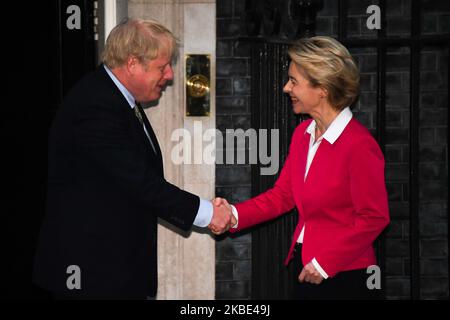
{"left": 186, "top": 54, "right": 210, "bottom": 117}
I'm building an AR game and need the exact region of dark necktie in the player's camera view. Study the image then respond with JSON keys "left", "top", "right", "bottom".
{"left": 134, "top": 102, "right": 159, "bottom": 156}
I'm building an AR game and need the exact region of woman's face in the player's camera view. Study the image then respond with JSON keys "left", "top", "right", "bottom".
{"left": 283, "top": 62, "right": 325, "bottom": 115}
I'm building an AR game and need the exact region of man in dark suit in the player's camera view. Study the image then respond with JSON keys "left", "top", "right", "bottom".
{"left": 33, "top": 18, "right": 234, "bottom": 299}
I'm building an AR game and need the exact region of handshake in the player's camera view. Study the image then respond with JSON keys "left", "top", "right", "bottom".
{"left": 208, "top": 197, "right": 237, "bottom": 235}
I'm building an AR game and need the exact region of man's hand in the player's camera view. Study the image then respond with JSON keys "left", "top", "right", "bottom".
{"left": 208, "top": 197, "right": 236, "bottom": 235}
{"left": 213, "top": 197, "right": 237, "bottom": 228}
{"left": 298, "top": 262, "right": 324, "bottom": 285}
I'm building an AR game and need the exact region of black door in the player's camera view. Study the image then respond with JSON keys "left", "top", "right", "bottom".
{"left": 2, "top": 0, "right": 97, "bottom": 299}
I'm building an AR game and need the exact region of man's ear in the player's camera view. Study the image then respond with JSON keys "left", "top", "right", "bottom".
{"left": 126, "top": 56, "right": 139, "bottom": 75}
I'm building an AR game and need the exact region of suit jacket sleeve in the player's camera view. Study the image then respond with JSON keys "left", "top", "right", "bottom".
{"left": 74, "top": 101, "right": 199, "bottom": 231}
{"left": 314, "top": 135, "right": 390, "bottom": 277}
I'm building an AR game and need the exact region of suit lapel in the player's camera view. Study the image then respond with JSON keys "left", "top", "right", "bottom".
{"left": 304, "top": 139, "right": 331, "bottom": 186}
{"left": 130, "top": 108, "right": 164, "bottom": 174}
{"left": 295, "top": 128, "right": 311, "bottom": 198}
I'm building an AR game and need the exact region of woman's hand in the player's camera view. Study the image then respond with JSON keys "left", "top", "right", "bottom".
{"left": 299, "top": 262, "right": 324, "bottom": 285}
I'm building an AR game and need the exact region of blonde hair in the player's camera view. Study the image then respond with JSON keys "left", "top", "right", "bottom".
{"left": 288, "top": 36, "right": 360, "bottom": 110}
{"left": 102, "top": 18, "right": 177, "bottom": 69}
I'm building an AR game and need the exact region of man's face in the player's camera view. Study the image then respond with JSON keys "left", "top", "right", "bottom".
{"left": 131, "top": 53, "right": 174, "bottom": 103}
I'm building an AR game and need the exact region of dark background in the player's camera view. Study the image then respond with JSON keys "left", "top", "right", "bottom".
{"left": 2, "top": 1, "right": 96, "bottom": 299}
{"left": 0, "top": 0, "right": 448, "bottom": 300}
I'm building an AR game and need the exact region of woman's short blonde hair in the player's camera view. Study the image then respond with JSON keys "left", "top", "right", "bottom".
{"left": 102, "top": 18, "right": 177, "bottom": 69}
{"left": 288, "top": 36, "right": 360, "bottom": 111}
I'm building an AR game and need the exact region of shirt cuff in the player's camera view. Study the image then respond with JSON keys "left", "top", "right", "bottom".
{"left": 312, "top": 258, "right": 329, "bottom": 279}
{"left": 230, "top": 205, "right": 239, "bottom": 229}
{"left": 192, "top": 198, "right": 213, "bottom": 227}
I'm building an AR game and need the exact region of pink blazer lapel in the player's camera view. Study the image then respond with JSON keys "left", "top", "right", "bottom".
{"left": 304, "top": 139, "right": 331, "bottom": 186}
{"left": 292, "top": 127, "right": 310, "bottom": 200}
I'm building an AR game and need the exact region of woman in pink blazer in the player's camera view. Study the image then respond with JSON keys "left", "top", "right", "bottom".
{"left": 220, "top": 36, "right": 390, "bottom": 299}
